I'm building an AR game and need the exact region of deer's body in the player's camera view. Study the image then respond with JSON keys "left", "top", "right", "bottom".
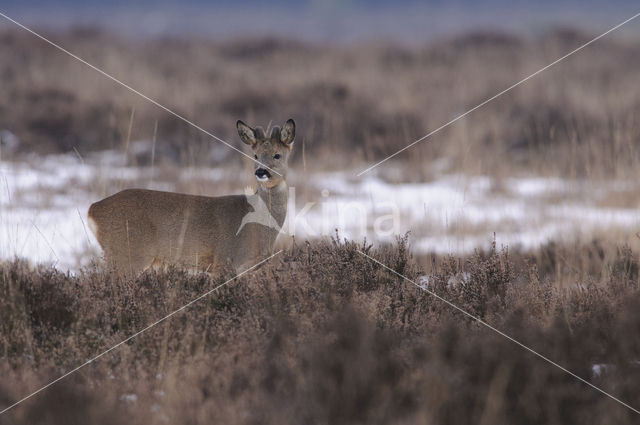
{"left": 88, "top": 119, "right": 294, "bottom": 275}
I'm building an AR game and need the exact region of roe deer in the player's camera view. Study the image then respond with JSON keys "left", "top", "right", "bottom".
{"left": 88, "top": 119, "right": 295, "bottom": 275}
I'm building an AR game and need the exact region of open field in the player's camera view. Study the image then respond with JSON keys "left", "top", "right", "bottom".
{"left": 1, "top": 238, "right": 639, "bottom": 424}
{"left": 1, "top": 27, "right": 640, "bottom": 180}
{"left": 1, "top": 151, "right": 639, "bottom": 271}
{"left": 1, "top": 27, "right": 639, "bottom": 266}
{"left": 1, "top": 22, "right": 640, "bottom": 424}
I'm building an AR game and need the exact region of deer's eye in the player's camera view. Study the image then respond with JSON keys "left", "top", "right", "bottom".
{"left": 254, "top": 154, "right": 258, "bottom": 159}
{"left": 274, "top": 154, "right": 281, "bottom": 159}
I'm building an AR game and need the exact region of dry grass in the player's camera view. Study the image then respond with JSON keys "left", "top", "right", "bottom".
{"left": 1, "top": 24, "right": 639, "bottom": 423}
{"left": 1, "top": 28, "right": 640, "bottom": 180}
{"left": 1, "top": 236, "right": 639, "bottom": 424}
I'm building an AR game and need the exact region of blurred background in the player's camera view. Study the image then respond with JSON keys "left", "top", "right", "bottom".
{"left": 3, "top": 0, "right": 639, "bottom": 41}
{"left": 0, "top": 0, "right": 639, "bottom": 270}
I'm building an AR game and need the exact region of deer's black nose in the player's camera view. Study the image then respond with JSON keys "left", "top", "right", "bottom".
{"left": 255, "top": 168, "right": 271, "bottom": 179}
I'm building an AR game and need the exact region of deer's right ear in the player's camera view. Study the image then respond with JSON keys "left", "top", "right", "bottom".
{"left": 280, "top": 119, "right": 295, "bottom": 146}
{"left": 237, "top": 120, "right": 256, "bottom": 146}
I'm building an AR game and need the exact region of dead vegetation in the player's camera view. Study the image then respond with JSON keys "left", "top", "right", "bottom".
{"left": 1, "top": 28, "right": 640, "bottom": 179}
{"left": 1, "top": 236, "right": 639, "bottom": 424}
{"left": 1, "top": 23, "right": 640, "bottom": 424}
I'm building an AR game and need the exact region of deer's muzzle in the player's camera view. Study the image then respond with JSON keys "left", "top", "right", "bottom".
{"left": 255, "top": 168, "right": 271, "bottom": 182}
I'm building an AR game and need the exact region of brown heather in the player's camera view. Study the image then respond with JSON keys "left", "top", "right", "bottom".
{"left": 1, "top": 236, "right": 639, "bottom": 424}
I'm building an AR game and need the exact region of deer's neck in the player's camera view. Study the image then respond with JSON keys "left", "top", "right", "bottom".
{"left": 257, "top": 181, "right": 288, "bottom": 227}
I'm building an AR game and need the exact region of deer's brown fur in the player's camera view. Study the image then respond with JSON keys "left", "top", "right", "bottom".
{"left": 88, "top": 119, "right": 295, "bottom": 275}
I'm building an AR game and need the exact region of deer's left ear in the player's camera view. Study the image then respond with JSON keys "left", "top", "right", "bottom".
{"left": 280, "top": 119, "right": 295, "bottom": 147}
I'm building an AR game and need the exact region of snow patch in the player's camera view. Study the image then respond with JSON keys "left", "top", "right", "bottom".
{"left": 1, "top": 154, "right": 638, "bottom": 270}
